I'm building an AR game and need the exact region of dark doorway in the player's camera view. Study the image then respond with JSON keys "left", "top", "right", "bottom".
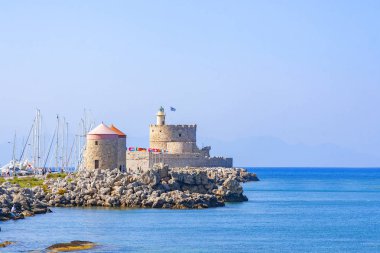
{"left": 95, "top": 160, "right": 99, "bottom": 169}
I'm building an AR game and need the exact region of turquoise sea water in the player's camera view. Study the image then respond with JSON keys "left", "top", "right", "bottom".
{"left": 1, "top": 168, "right": 380, "bottom": 252}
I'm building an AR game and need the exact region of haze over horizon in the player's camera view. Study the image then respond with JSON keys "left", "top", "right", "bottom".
{"left": 1, "top": 1, "right": 379, "bottom": 167}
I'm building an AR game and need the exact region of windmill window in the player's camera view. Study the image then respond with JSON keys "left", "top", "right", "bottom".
{"left": 95, "top": 141, "right": 98, "bottom": 145}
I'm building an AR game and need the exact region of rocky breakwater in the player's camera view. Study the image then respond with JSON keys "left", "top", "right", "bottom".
{"left": 44, "top": 165, "right": 258, "bottom": 209}
{"left": 200, "top": 167, "right": 259, "bottom": 184}
{"left": 0, "top": 182, "right": 49, "bottom": 221}
{"left": 0, "top": 165, "right": 258, "bottom": 217}
{"left": 170, "top": 167, "right": 258, "bottom": 202}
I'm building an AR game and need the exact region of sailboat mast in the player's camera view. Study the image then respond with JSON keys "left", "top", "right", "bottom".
{"left": 79, "top": 118, "right": 84, "bottom": 168}
{"left": 19, "top": 117, "right": 35, "bottom": 162}
{"left": 32, "top": 112, "right": 36, "bottom": 167}
{"left": 12, "top": 132, "right": 16, "bottom": 175}
{"left": 37, "top": 109, "right": 41, "bottom": 169}
{"left": 55, "top": 115, "right": 59, "bottom": 169}
{"left": 61, "top": 117, "right": 65, "bottom": 171}
{"left": 66, "top": 121, "right": 69, "bottom": 169}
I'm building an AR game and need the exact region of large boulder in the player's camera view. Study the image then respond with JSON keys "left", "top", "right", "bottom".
{"left": 214, "top": 177, "right": 248, "bottom": 202}
{"left": 141, "top": 170, "right": 160, "bottom": 186}
{"left": 153, "top": 163, "right": 169, "bottom": 179}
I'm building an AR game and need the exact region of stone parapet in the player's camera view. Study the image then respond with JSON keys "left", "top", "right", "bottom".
{"left": 126, "top": 152, "right": 232, "bottom": 172}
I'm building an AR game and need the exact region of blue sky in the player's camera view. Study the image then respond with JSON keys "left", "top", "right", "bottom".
{"left": 0, "top": 0, "right": 379, "bottom": 167}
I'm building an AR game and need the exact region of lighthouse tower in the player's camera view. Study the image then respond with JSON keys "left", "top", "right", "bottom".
{"left": 156, "top": 106, "right": 166, "bottom": 125}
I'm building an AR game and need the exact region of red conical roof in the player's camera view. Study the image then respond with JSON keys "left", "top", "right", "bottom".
{"left": 87, "top": 123, "right": 118, "bottom": 140}
{"left": 109, "top": 124, "right": 127, "bottom": 138}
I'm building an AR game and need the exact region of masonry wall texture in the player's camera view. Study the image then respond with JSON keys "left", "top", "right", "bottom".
{"left": 166, "top": 142, "right": 193, "bottom": 154}
{"left": 117, "top": 137, "right": 127, "bottom": 170}
{"left": 85, "top": 138, "right": 118, "bottom": 170}
{"left": 149, "top": 125, "right": 197, "bottom": 153}
{"left": 126, "top": 152, "right": 150, "bottom": 172}
{"left": 126, "top": 152, "right": 233, "bottom": 172}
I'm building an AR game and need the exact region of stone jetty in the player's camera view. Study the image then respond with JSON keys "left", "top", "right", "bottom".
{"left": 0, "top": 166, "right": 258, "bottom": 220}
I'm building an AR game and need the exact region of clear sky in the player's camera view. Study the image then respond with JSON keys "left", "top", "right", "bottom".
{"left": 0, "top": 0, "right": 379, "bottom": 167}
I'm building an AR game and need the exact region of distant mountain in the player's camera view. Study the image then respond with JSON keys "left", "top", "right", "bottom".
{"left": 199, "top": 136, "right": 380, "bottom": 167}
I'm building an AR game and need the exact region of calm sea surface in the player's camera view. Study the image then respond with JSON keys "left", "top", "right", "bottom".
{"left": 1, "top": 168, "right": 380, "bottom": 252}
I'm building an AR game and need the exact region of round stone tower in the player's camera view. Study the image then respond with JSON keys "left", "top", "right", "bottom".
{"left": 149, "top": 107, "right": 198, "bottom": 154}
{"left": 84, "top": 123, "right": 118, "bottom": 170}
{"left": 109, "top": 124, "right": 127, "bottom": 171}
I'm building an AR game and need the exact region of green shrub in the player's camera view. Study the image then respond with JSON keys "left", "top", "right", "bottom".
{"left": 57, "top": 188, "right": 66, "bottom": 195}
{"left": 42, "top": 184, "right": 50, "bottom": 193}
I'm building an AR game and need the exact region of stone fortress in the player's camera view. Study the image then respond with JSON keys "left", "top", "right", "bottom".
{"left": 127, "top": 107, "right": 232, "bottom": 171}
{"left": 150, "top": 107, "right": 210, "bottom": 156}
{"left": 84, "top": 107, "right": 232, "bottom": 171}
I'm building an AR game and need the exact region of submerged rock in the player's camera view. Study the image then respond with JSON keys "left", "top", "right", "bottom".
{"left": 0, "top": 241, "right": 15, "bottom": 248}
{"left": 46, "top": 240, "right": 96, "bottom": 252}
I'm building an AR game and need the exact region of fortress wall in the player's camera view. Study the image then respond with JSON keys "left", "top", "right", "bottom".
{"left": 149, "top": 125, "right": 197, "bottom": 150}
{"left": 126, "top": 151, "right": 150, "bottom": 172}
{"left": 206, "top": 157, "right": 233, "bottom": 168}
{"left": 147, "top": 141, "right": 167, "bottom": 150}
{"left": 166, "top": 142, "right": 195, "bottom": 153}
{"left": 200, "top": 146, "right": 211, "bottom": 157}
{"left": 161, "top": 154, "right": 232, "bottom": 169}
{"left": 126, "top": 152, "right": 232, "bottom": 172}
{"left": 85, "top": 138, "right": 118, "bottom": 170}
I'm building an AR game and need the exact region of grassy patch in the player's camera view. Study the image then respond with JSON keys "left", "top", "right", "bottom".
{"left": 1, "top": 176, "right": 51, "bottom": 191}
{"left": 46, "top": 173, "right": 67, "bottom": 179}
{"left": 6, "top": 176, "right": 44, "bottom": 188}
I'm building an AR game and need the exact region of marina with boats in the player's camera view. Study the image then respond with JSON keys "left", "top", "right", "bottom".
{"left": 0, "top": 109, "right": 94, "bottom": 176}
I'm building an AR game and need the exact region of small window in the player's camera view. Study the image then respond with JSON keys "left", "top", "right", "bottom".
{"left": 160, "top": 130, "right": 162, "bottom": 132}
{"left": 95, "top": 160, "right": 99, "bottom": 169}
{"left": 179, "top": 133, "right": 182, "bottom": 137}
{"left": 152, "top": 130, "right": 154, "bottom": 132}
{"left": 95, "top": 141, "right": 98, "bottom": 145}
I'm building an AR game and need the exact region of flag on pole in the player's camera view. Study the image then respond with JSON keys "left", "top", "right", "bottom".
{"left": 170, "top": 107, "right": 176, "bottom": 112}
